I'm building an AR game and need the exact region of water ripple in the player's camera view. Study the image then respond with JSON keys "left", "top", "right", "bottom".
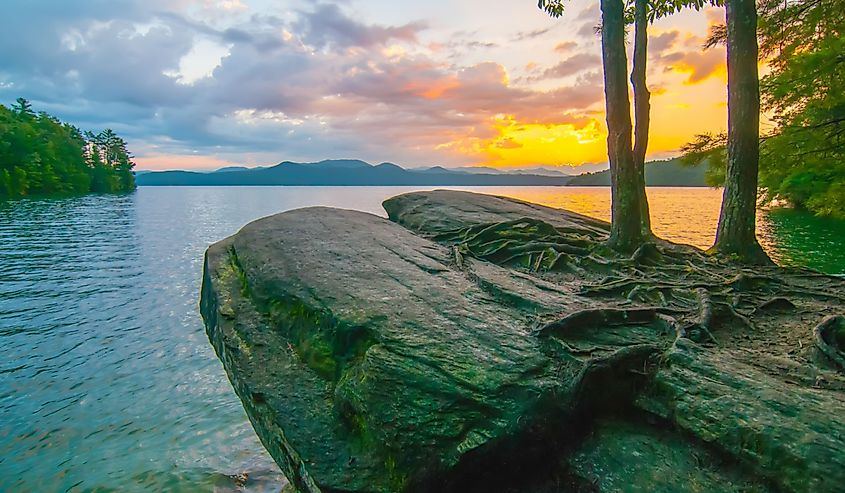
{"left": 0, "top": 186, "right": 841, "bottom": 492}
{"left": 1, "top": 192, "right": 285, "bottom": 493}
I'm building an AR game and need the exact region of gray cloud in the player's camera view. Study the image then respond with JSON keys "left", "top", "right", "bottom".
{"left": 522, "top": 53, "right": 601, "bottom": 82}
{"left": 512, "top": 26, "right": 552, "bottom": 41}
{"left": 293, "top": 3, "right": 426, "bottom": 50}
{"left": 0, "top": 1, "right": 605, "bottom": 167}
{"left": 576, "top": 21, "right": 599, "bottom": 38}
{"left": 650, "top": 31, "right": 681, "bottom": 55}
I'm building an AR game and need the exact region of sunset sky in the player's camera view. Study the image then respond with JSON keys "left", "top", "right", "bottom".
{"left": 0, "top": 0, "right": 731, "bottom": 171}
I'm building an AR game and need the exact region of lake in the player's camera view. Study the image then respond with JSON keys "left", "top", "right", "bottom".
{"left": 1, "top": 186, "right": 843, "bottom": 492}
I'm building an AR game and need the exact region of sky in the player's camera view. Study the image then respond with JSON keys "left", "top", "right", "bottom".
{"left": 0, "top": 0, "right": 730, "bottom": 171}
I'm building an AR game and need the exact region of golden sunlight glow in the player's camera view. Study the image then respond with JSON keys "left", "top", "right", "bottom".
{"left": 435, "top": 66, "right": 731, "bottom": 168}
{"left": 438, "top": 116, "right": 609, "bottom": 167}
{"left": 430, "top": 10, "right": 735, "bottom": 169}
{"left": 442, "top": 57, "right": 731, "bottom": 168}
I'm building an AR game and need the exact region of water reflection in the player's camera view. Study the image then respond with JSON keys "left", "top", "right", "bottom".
{"left": 0, "top": 193, "right": 284, "bottom": 493}
{"left": 759, "top": 208, "right": 845, "bottom": 274}
{"left": 480, "top": 186, "right": 725, "bottom": 249}
{"left": 0, "top": 186, "right": 841, "bottom": 492}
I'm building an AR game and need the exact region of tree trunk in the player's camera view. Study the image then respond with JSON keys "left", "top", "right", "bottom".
{"left": 601, "top": 0, "right": 649, "bottom": 252}
{"left": 631, "top": 0, "right": 652, "bottom": 237}
{"left": 713, "top": 0, "right": 771, "bottom": 264}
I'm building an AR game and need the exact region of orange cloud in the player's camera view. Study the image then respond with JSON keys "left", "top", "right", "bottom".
{"left": 554, "top": 41, "right": 578, "bottom": 53}
{"left": 669, "top": 49, "right": 726, "bottom": 84}
{"left": 402, "top": 76, "right": 460, "bottom": 99}
{"left": 495, "top": 137, "right": 523, "bottom": 149}
{"left": 648, "top": 25, "right": 727, "bottom": 85}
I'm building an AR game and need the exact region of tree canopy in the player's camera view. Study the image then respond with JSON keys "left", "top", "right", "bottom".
{"left": 683, "top": 0, "right": 845, "bottom": 219}
{"left": 0, "top": 98, "right": 136, "bottom": 198}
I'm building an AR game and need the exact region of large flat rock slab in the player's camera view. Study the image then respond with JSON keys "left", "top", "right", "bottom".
{"left": 202, "top": 191, "right": 845, "bottom": 492}
{"left": 383, "top": 191, "right": 845, "bottom": 493}
{"left": 567, "top": 417, "right": 768, "bottom": 493}
{"left": 201, "top": 207, "right": 670, "bottom": 492}
{"left": 637, "top": 339, "right": 845, "bottom": 493}
{"left": 383, "top": 189, "right": 610, "bottom": 238}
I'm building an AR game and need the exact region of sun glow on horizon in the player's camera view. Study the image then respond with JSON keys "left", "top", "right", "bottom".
{"left": 12, "top": 1, "right": 738, "bottom": 171}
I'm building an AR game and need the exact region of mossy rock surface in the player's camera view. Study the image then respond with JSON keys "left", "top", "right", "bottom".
{"left": 201, "top": 191, "right": 845, "bottom": 493}
{"left": 202, "top": 206, "right": 674, "bottom": 492}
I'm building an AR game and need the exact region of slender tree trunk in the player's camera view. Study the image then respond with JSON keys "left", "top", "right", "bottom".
{"left": 631, "top": 0, "right": 652, "bottom": 237}
{"left": 601, "top": 0, "right": 648, "bottom": 252}
{"left": 713, "top": 0, "right": 771, "bottom": 264}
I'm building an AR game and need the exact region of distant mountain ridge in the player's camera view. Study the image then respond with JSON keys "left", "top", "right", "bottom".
{"left": 414, "top": 165, "right": 578, "bottom": 177}
{"left": 566, "top": 158, "right": 707, "bottom": 187}
{"left": 135, "top": 158, "right": 709, "bottom": 187}
{"left": 136, "top": 159, "right": 571, "bottom": 186}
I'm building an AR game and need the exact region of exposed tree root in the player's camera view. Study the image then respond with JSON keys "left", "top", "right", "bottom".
{"left": 436, "top": 217, "right": 845, "bottom": 351}
{"left": 814, "top": 316, "right": 845, "bottom": 372}
{"left": 681, "top": 288, "right": 755, "bottom": 344}
{"left": 536, "top": 307, "right": 667, "bottom": 338}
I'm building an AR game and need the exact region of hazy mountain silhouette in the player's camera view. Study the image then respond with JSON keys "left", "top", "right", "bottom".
{"left": 135, "top": 159, "right": 571, "bottom": 186}
{"left": 135, "top": 158, "right": 708, "bottom": 187}
{"left": 566, "top": 158, "right": 708, "bottom": 186}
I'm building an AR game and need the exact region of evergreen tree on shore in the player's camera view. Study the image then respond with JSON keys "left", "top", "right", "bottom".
{"left": 0, "top": 99, "right": 136, "bottom": 198}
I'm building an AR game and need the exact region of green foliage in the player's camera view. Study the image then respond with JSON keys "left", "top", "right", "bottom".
{"left": 679, "top": 133, "right": 726, "bottom": 187}
{"left": 537, "top": 0, "right": 567, "bottom": 18}
{"left": 646, "top": 0, "right": 720, "bottom": 23}
{"left": 538, "top": 0, "right": 721, "bottom": 23}
{"left": 681, "top": 0, "right": 845, "bottom": 219}
{"left": 757, "top": 0, "right": 845, "bottom": 218}
{"left": 0, "top": 98, "right": 136, "bottom": 198}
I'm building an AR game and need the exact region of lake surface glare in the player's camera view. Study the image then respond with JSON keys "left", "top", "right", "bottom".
{"left": 1, "top": 186, "right": 843, "bottom": 492}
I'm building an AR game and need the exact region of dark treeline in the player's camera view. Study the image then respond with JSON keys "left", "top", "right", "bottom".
{"left": 0, "top": 98, "right": 135, "bottom": 198}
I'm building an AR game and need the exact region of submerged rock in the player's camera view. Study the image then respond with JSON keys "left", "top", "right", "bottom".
{"left": 201, "top": 191, "right": 845, "bottom": 492}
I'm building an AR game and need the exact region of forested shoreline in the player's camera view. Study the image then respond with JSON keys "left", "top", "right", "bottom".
{"left": 0, "top": 98, "right": 135, "bottom": 199}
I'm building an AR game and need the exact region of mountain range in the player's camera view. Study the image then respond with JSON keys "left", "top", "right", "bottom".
{"left": 135, "top": 158, "right": 707, "bottom": 187}
{"left": 566, "top": 158, "right": 708, "bottom": 186}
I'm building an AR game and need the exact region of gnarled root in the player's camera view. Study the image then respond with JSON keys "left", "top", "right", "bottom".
{"left": 681, "top": 288, "right": 755, "bottom": 344}
{"left": 813, "top": 315, "right": 845, "bottom": 371}
{"left": 536, "top": 307, "right": 664, "bottom": 338}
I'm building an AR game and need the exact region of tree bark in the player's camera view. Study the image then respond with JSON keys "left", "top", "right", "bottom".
{"left": 713, "top": 0, "right": 771, "bottom": 264}
{"left": 601, "top": 0, "right": 649, "bottom": 252}
{"left": 631, "top": 0, "right": 652, "bottom": 236}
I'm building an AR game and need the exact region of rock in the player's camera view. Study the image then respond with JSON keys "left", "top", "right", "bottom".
{"left": 566, "top": 416, "right": 768, "bottom": 493}
{"left": 383, "top": 189, "right": 610, "bottom": 238}
{"left": 753, "top": 297, "right": 797, "bottom": 314}
{"left": 637, "top": 338, "right": 845, "bottom": 492}
{"left": 201, "top": 207, "right": 671, "bottom": 492}
{"left": 383, "top": 190, "right": 845, "bottom": 493}
{"left": 202, "top": 190, "right": 845, "bottom": 493}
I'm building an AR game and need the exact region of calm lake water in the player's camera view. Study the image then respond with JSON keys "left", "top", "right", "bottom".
{"left": 1, "top": 186, "right": 843, "bottom": 492}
